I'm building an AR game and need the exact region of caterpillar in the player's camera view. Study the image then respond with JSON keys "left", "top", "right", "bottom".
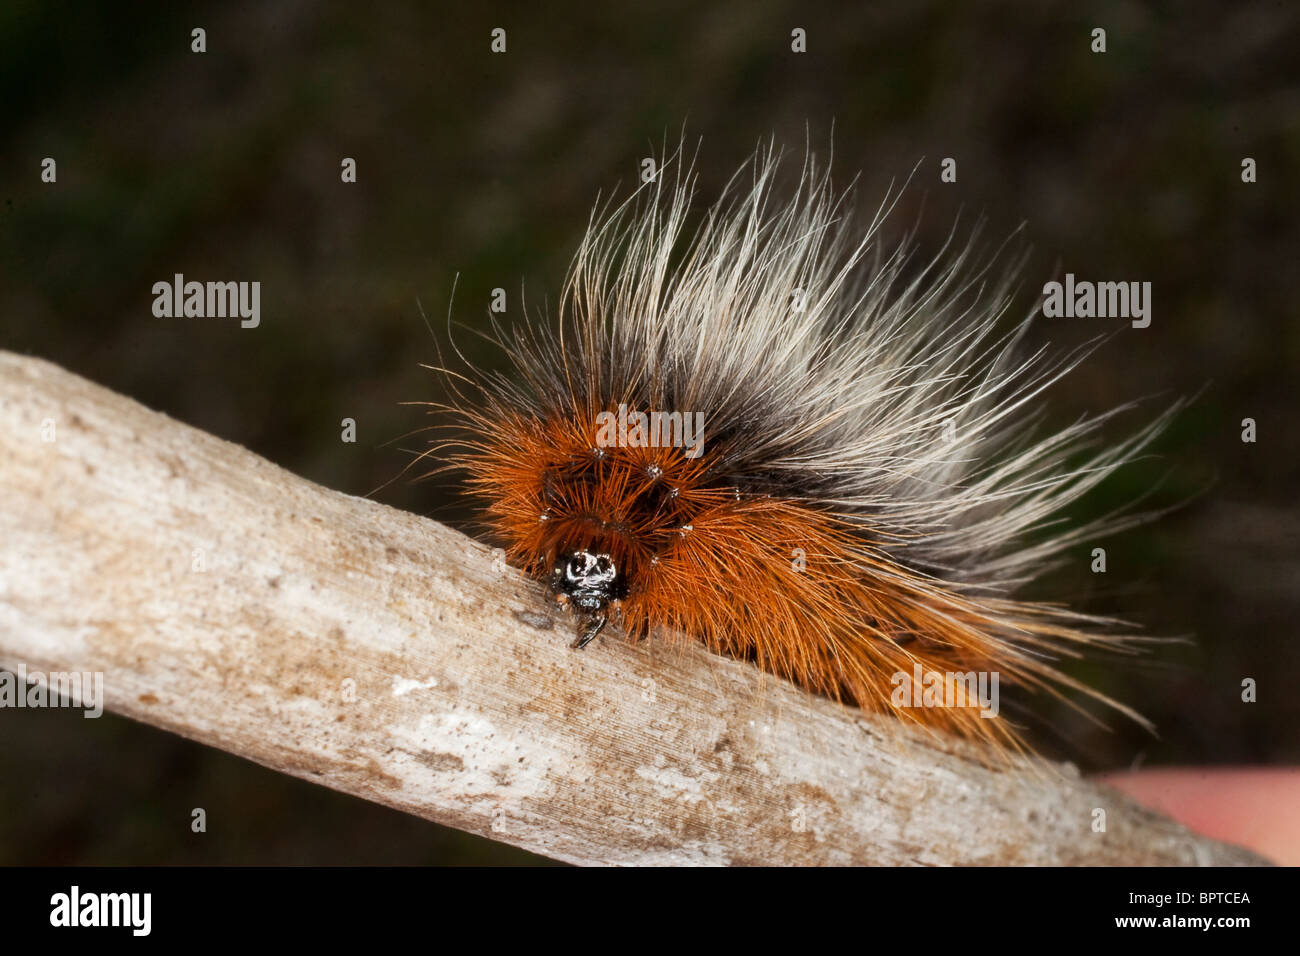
{"left": 430, "top": 141, "right": 1176, "bottom": 756}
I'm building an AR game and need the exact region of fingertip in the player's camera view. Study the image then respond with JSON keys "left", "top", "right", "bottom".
{"left": 1100, "top": 767, "right": 1300, "bottom": 866}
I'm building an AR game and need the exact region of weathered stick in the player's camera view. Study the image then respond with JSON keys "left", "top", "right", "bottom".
{"left": 0, "top": 351, "right": 1266, "bottom": 865}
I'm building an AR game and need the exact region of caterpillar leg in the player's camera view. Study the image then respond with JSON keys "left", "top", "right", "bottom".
{"left": 572, "top": 611, "right": 608, "bottom": 649}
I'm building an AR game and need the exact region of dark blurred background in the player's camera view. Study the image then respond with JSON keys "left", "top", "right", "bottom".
{"left": 1, "top": 0, "right": 1296, "bottom": 864}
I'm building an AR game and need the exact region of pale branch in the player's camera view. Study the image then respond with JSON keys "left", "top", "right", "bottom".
{"left": 0, "top": 351, "right": 1267, "bottom": 865}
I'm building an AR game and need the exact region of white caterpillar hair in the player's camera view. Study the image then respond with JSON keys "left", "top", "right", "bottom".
{"left": 500, "top": 141, "right": 1174, "bottom": 581}
{"left": 461, "top": 138, "right": 1179, "bottom": 743}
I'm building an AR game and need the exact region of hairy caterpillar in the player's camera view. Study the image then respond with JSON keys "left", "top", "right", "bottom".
{"left": 430, "top": 142, "right": 1175, "bottom": 755}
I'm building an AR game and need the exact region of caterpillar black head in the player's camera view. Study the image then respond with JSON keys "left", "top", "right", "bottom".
{"left": 551, "top": 549, "right": 626, "bottom": 649}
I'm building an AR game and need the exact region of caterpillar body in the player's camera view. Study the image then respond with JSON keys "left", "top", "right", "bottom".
{"left": 438, "top": 143, "right": 1174, "bottom": 755}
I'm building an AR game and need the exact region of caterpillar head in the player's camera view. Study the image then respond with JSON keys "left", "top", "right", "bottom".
{"left": 551, "top": 549, "right": 624, "bottom": 613}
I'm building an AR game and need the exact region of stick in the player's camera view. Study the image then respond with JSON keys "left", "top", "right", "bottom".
{"left": 0, "top": 351, "right": 1267, "bottom": 865}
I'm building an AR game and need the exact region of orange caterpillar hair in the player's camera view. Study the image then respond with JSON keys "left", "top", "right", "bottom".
{"left": 440, "top": 143, "right": 1175, "bottom": 755}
